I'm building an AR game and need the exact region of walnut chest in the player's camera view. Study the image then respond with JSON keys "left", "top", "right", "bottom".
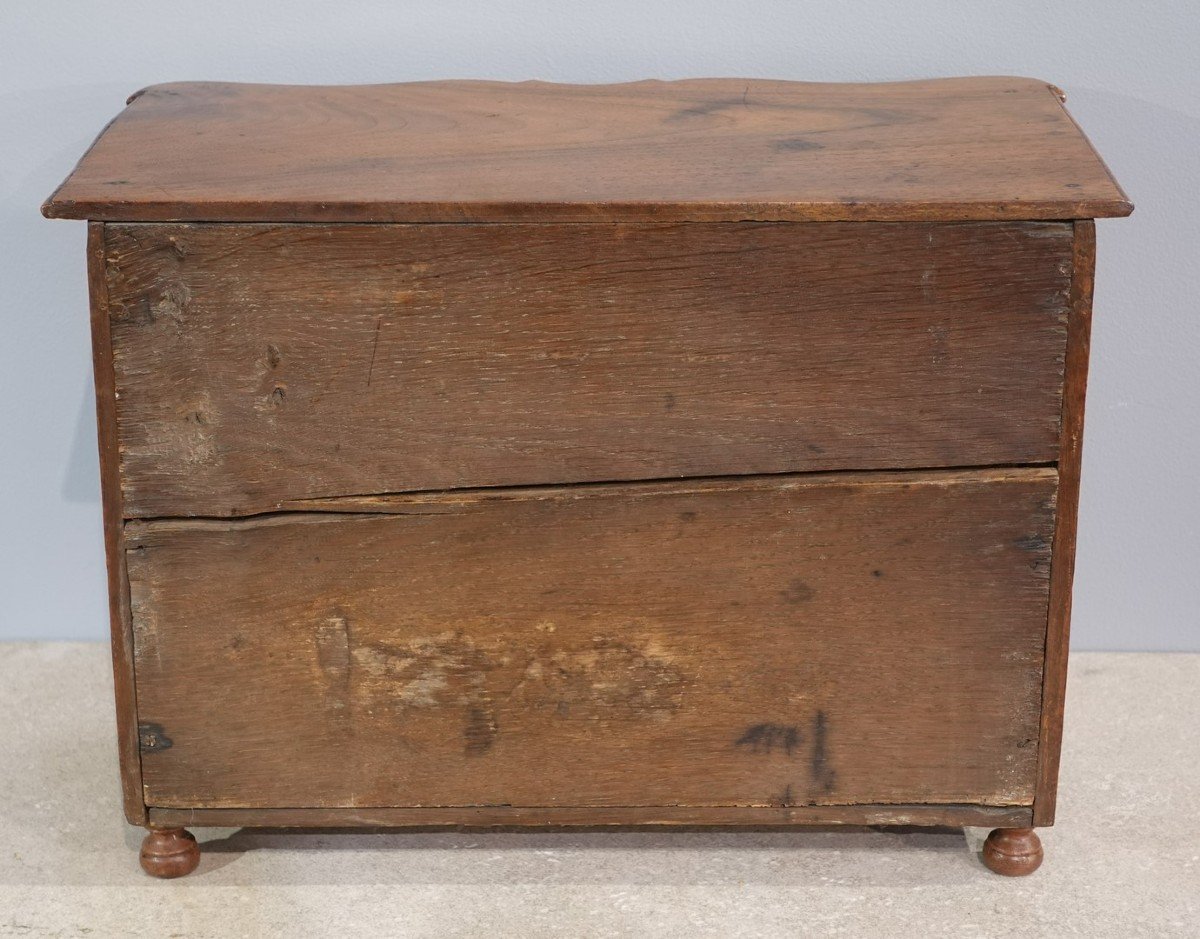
{"left": 45, "top": 76, "right": 1131, "bottom": 878}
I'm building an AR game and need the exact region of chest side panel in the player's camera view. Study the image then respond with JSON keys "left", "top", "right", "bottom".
{"left": 103, "top": 221, "right": 1071, "bottom": 517}
{"left": 126, "top": 468, "right": 1054, "bottom": 810}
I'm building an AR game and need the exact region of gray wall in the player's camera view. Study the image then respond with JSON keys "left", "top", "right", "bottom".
{"left": 2, "top": 2, "right": 1196, "bottom": 649}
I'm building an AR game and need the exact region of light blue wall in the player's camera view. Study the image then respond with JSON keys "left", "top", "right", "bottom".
{"left": 1, "top": 1, "right": 1196, "bottom": 649}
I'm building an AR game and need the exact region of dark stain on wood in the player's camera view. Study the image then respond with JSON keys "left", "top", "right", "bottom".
{"left": 811, "top": 709, "right": 838, "bottom": 794}
{"left": 781, "top": 578, "right": 816, "bottom": 604}
{"left": 736, "top": 723, "right": 803, "bottom": 756}
{"left": 138, "top": 722, "right": 173, "bottom": 753}
{"left": 464, "top": 706, "right": 498, "bottom": 756}
{"left": 666, "top": 97, "right": 747, "bottom": 122}
{"left": 775, "top": 137, "right": 824, "bottom": 151}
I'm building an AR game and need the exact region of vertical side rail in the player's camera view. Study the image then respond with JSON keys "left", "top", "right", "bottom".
{"left": 88, "top": 221, "right": 146, "bottom": 824}
{"left": 1033, "top": 219, "right": 1096, "bottom": 826}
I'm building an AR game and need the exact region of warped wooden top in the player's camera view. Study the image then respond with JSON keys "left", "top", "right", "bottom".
{"left": 43, "top": 77, "right": 1131, "bottom": 223}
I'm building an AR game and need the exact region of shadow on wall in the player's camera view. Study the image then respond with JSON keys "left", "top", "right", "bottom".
{"left": 61, "top": 375, "right": 100, "bottom": 504}
{"left": 1068, "top": 87, "right": 1200, "bottom": 651}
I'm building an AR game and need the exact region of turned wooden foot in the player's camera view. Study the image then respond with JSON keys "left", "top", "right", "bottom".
{"left": 140, "top": 827, "right": 200, "bottom": 878}
{"left": 981, "top": 827, "right": 1043, "bottom": 876}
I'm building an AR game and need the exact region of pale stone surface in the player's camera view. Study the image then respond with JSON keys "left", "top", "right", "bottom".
{"left": 0, "top": 644, "right": 1196, "bottom": 937}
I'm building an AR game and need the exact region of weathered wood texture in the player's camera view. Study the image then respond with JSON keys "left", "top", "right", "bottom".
{"left": 102, "top": 221, "right": 1072, "bottom": 517}
{"left": 87, "top": 223, "right": 146, "bottom": 825}
{"left": 1034, "top": 220, "right": 1096, "bottom": 826}
{"left": 125, "top": 468, "right": 1056, "bottom": 810}
{"left": 42, "top": 78, "right": 1131, "bottom": 223}
{"left": 148, "top": 803, "right": 1033, "bottom": 830}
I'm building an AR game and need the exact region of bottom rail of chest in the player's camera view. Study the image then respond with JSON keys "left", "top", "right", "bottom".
{"left": 147, "top": 803, "right": 1031, "bottom": 829}
{"left": 119, "top": 466, "right": 1061, "bottom": 878}
{"left": 135, "top": 804, "right": 1044, "bottom": 878}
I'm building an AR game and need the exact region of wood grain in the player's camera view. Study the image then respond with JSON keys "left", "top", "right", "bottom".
{"left": 125, "top": 468, "right": 1056, "bottom": 811}
{"left": 103, "top": 221, "right": 1072, "bottom": 517}
{"left": 42, "top": 78, "right": 1130, "bottom": 223}
{"left": 1033, "top": 220, "right": 1096, "bottom": 826}
{"left": 148, "top": 803, "right": 1033, "bottom": 830}
{"left": 87, "top": 222, "right": 146, "bottom": 825}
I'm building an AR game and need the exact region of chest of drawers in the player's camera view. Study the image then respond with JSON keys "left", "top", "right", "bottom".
{"left": 44, "top": 76, "right": 1130, "bottom": 878}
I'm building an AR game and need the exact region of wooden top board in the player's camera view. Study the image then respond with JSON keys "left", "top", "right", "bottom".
{"left": 43, "top": 77, "right": 1130, "bottom": 223}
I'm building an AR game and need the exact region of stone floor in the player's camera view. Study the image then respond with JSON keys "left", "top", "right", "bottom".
{"left": 0, "top": 643, "right": 1196, "bottom": 937}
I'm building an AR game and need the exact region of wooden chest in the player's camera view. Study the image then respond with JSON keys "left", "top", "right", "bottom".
{"left": 45, "top": 76, "right": 1130, "bottom": 878}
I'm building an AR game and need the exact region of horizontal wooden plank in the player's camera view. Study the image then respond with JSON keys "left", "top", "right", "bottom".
{"left": 148, "top": 804, "right": 1033, "bottom": 829}
{"left": 125, "top": 467, "right": 1048, "bottom": 520}
{"left": 127, "top": 468, "right": 1055, "bottom": 810}
{"left": 43, "top": 77, "right": 1130, "bottom": 222}
{"left": 104, "top": 221, "right": 1071, "bottom": 517}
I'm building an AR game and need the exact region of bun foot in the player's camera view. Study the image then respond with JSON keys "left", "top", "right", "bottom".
{"left": 981, "top": 827, "right": 1043, "bottom": 876}
{"left": 140, "top": 827, "right": 200, "bottom": 878}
